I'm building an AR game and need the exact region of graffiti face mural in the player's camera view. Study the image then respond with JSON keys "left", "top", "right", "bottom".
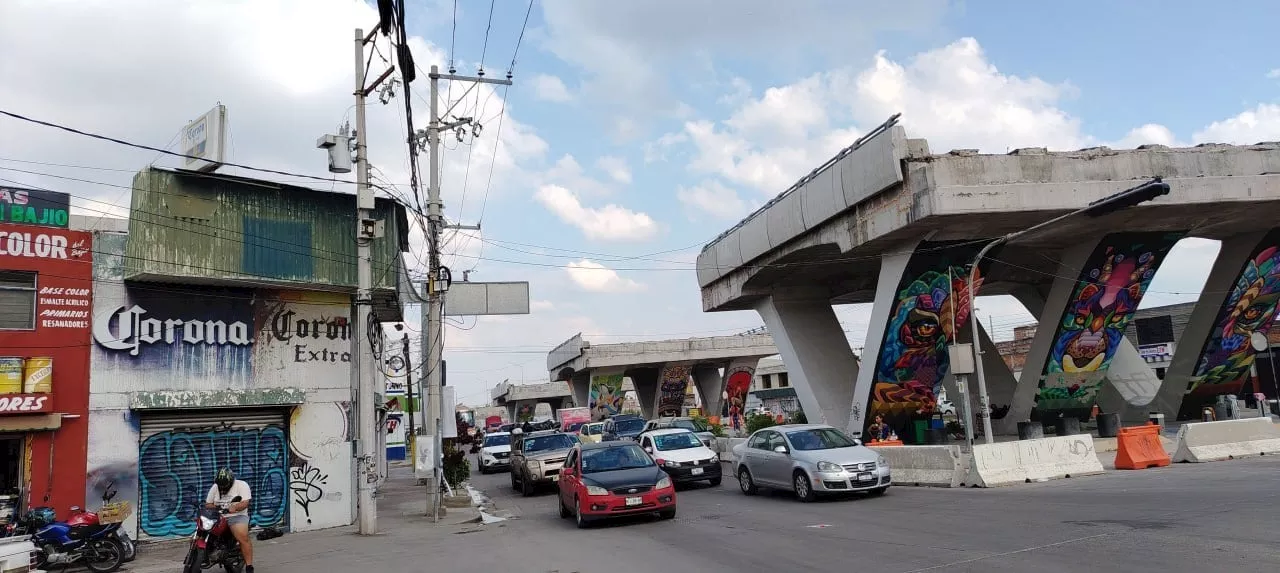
{"left": 138, "top": 426, "right": 289, "bottom": 537}
{"left": 1180, "top": 229, "right": 1280, "bottom": 418}
{"left": 1034, "top": 232, "right": 1182, "bottom": 419}
{"left": 868, "top": 242, "right": 985, "bottom": 432}
{"left": 656, "top": 364, "right": 692, "bottom": 418}
{"left": 589, "top": 373, "right": 625, "bottom": 420}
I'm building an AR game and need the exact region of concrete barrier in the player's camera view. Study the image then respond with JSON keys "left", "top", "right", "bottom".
{"left": 869, "top": 445, "right": 965, "bottom": 487}
{"left": 715, "top": 437, "right": 747, "bottom": 464}
{"left": 965, "top": 435, "right": 1105, "bottom": 487}
{"left": 1171, "top": 418, "right": 1280, "bottom": 463}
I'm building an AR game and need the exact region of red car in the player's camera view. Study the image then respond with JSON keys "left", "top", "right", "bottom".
{"left": 557, "top": 441, "right": 676, "bottom": 528}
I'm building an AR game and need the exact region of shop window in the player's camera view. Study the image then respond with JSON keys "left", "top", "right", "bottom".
{"left": 762, "top": 375, "right": 772, "bottom": 390}
{"left": 778, "top": 372, "right": 789, "bottom": 387}
{"left": 0, "top": 270, "right": 36, "bottom": 330}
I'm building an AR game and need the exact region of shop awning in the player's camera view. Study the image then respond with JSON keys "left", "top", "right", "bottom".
{"left": 0, "top": 413, "right": 61, "bottom": 432}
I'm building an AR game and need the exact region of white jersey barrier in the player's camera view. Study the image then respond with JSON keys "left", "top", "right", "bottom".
{"left": 1171, "top": 417, "right": 1280, "bottom": 463}
{"left": 869, "top": 445, "right": 965, "bottom": 487}
{"left": 716, "top": 438, "right": 747, "bottom": 464}
{"left": 965, "top": 435, "right": 1105, "bottom": 487}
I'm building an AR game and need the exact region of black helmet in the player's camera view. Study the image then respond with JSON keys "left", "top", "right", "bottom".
{"left": 215, "top": 468, "right": 234, "bottom": 494}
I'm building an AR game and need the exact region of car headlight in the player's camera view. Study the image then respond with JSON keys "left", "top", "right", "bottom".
{"left": 816, "top": 461, "right": 843, "bottom": 473}
{"left": 585, "top": 485, "right": 609, "bottom": 496}
{"left": 199, "top": 516, "right": 216, "bottom": 530}
{"left": 710, "top": 454, "right": 719, "bottom": 463}
{"left": 656, "top": 476, "right": 672, "bottom": 489}
{"left": 664, "top": 460, "right": 681, "bottom": 468}
{"left": 878, "top": 455, "right": 888, "bottom": 467}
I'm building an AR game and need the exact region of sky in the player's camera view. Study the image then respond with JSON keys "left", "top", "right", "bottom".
{"left": 3, "top": 0, "right": 1280, "bottom": 408}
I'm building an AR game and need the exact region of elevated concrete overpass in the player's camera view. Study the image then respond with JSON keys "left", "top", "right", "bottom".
{"left": 491, "top": 380, "right": 574, "bottom": 423}
{"left": 696, "top": 116, "right": 1280, "bottom": 440}
{"left": 547, "top": 333, "right": 778, "bottom": 421}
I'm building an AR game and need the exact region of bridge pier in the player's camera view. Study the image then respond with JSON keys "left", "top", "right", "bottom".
{"left": 627, "top": 367, "right": 661, "bottom": 419}
{"left": 754, "top": 291, "right": 861, "bottom": 430}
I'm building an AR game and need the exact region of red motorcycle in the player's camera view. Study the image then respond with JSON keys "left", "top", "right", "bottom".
{"left": 181, "top": 497, "right": 245, "bottom": 573}
{"left": 67, "top": 482, "right": 137, "bottom": 562}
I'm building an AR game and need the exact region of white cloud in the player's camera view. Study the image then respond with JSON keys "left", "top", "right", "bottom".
{"left": 676, "top": 180, "right": 751, "bottom": 220}
{"left": 595, "top": 155, "right": 632, "bottom": 184}
{"left": 1192, "top": 103, "right": 1280, "bottom": 144}
{"left": 1268, "top": 69, "right": 1280, "bottom": 79}
{"left": 529, "top": 74, "right": 573, "bottom": 103}
{"left": 534, "top": 184, "right": 658, "bottom": 241}
{"left": 564, "top": 259, "right": 643, "bottom": 292}
{"left": 643, "top": 132, "right": 688, "bottom": 164}
{"left": 1114, "top": 123, "right": 1183, "bottom": 148}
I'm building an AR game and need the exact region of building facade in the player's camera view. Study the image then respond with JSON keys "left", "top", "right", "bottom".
{"left": 85, "top": 168, "right": 408, "bottom": 540}
{"left": 0, "top": 187, "right": 91, "bottom": 525}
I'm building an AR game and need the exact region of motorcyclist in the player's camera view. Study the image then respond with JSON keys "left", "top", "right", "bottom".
{"left": 205, "top": 468, "right": 254, "bottom": 573}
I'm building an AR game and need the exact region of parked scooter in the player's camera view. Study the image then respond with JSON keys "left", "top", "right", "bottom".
{"left": 6, "top": 506, "right": 124, "bottom": 572}
{"left": 182, "top": 496, "right": 246, "bottom": 573}
{"left": 67, "top": 482, "right": 137, "bottom": 562}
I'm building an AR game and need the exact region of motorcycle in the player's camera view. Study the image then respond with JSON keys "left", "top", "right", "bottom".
{"left": 67, "top": 482, "right": 137, "bottom": 562}
{"left": 6, "top": 506, "right": 124, "bottom": 572}
{"left": 182, "top": 496, "right": 246, "bottom": 573}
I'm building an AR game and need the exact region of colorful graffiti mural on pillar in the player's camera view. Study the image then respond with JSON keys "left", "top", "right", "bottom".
{"left": 589, "top": 373, "right": 625, "bottom": 420}
{"left": 724, "top": 364, "right": 754, "bottom": 433}
{"left": 1033, "top": 232, "right": 1183, "bottom": 421}
{"left": 656, "top": 364, "right": 692, "bottom": 418}
{"left": 1179, "top": 228, "right": 1280, "bottom": 419}
{"left": 138, "top": 426, "right": 290, "bottom": 537}
{"left": 868, "top": 242, "right": 985, "bottom": 434}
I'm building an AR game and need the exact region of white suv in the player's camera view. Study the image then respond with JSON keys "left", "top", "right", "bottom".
{"left": 639, "top": 428, "right": 722, "bottom": 487}
{"left": 477, "top": 431, "right": 513, "bottom": 474}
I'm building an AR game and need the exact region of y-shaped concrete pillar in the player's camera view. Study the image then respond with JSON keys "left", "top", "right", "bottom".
{"left": 755, "top": 290, "right": 861, "bottom": 430}
{"left": 692, "top": 363, "right": 726, "bottom": 419}
{"left": 1153, "top": 229, "right": 1280, "bottom": 420}
{"left": 628, "top": 367, "right": 661, "bottom": 420}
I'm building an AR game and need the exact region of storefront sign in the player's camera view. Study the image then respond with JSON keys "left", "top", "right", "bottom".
{"left": 93, "top": 304, "right": 253, "bottom": 356}
{"left": 0, "top": 229, "right": 89, "bottom": 260}
{"left": 0, "top": 393, "right": 53, "bottom": 414}
{"left": 268, "top": 308, "right": 351, "bottom": 364}
{"left": 0, "top": 187, "right": 71, "bottom": 228}
{"left": 1139, "top": 343, "right": 1174, "bottom": 360}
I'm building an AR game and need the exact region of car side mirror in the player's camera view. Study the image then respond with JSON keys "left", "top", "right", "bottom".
{"left": 773, "top": 445, "right": 789, "bottom": 455}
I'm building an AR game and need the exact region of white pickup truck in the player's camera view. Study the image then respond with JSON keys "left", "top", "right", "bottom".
{"left": 0, "top": 534, "right": 38, "bottom": 573}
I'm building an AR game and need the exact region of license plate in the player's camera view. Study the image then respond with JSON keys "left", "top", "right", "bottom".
{"left": 691, "top": 467, "right": 704, "bottom": 475}
{"left": 625, "top": 496, "right": 642, "bottom": 506}
{"left": 858, "top": 472, "right": 874, "bottom": 481}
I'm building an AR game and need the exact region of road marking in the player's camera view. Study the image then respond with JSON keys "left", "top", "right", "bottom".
{"left": 897, "top": 532, "right": 1113, "bottom": 572}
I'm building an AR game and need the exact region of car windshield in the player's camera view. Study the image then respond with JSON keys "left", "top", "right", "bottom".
{"left": 786, "top": 428, "right": 859, "bottom": 451}
{"left": 581, "top": 445, "right": 654, "bottom": 473}
{"left": 483, "top": 434, "right": 511, "bottom": 447}
{"left": 523, "top": 434, "right": 575, "bottom": 452}
{"left": 654, "top": 432, "right": 702, "bottom": 451}
{"left": 671, "top": 419, "right": 708, "bottom": 432}
{"left": 582, "top": 425, "right": 598, "bottom": 435}
{"left": 614, "top": 419, "right": 645, "bottom": 433}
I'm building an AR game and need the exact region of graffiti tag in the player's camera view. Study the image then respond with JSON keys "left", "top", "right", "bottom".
{"left": 288, "top": 464, "right": 328, "bottom": 524}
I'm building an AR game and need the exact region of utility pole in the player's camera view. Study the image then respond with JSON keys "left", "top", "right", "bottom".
{"left": 422, "top": 63, "right": 512, "bottom": 521}
{"left": 351, "top": 27, "right": 396, "bottom": 535}
{"left": 403, "top": 334, "right": 416, "bottom": 448}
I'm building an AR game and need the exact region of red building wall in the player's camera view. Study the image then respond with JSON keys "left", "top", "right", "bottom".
{"left": 0, "top": 223, "right": 93, "bottom": 516}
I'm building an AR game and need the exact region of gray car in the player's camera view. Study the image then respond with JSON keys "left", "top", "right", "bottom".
{"left": 733, "top": 424, "right": 890, "bottom": 502}
{"left": 510, "top": 430, "right": 578, "bottom": 497}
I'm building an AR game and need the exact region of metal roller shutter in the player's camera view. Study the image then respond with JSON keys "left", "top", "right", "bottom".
{"left": 137, "top": 408, "right": 290, "bottom": 539}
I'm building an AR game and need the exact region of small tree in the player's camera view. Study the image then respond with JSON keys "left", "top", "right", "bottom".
{"left": 746, "top": 412, "right": 779, "bottom": 435}
{"left": 441, "top": 439, "right": 471, "bottom": 488}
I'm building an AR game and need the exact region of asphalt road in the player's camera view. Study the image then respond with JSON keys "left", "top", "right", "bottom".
{"left": 469, "top": 456, "right": 1280, "bottom": 573}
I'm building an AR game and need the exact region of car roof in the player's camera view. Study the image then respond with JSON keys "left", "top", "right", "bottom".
{"left": 610, "top": 414, "right": 644, "bottom": 420}
{"left": 642, "top": 428, "right": 696, "bottom": 437}
{"left": 525, "top": 430, "right": 562, "bottom": 437}
{"left": 580, "top": 440, "right": 642, "bottom": 451}
{"left": 486, "top": 431, "right": 511, "bottom": 437}
{"left": 756, "top": 424, "right": 833, "bottom": 433}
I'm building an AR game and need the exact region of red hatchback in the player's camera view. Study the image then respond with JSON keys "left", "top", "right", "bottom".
{"left": 557, "top": 441, "right": 676, "bottom": 528}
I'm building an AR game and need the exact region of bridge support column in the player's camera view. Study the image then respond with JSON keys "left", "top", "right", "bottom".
{"left": 567, "top": 370, "right": 591, "bottom": 410}
{"left": 692, "top": 363, "right": 726, "bottom": 419}
{"left": 627, "top": 367, "right": 661, "bottom": 419}
{"left": 754, "top": 290, "right": 862, "bottom": 432}
{"left": 1153, "top": 229, "right": 1280, "bottom": 420}
{"left": 999, "top": 232, "right": 1183, "bottom": 434}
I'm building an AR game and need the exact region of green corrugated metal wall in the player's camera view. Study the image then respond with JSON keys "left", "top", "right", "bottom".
{"left": 124, "top": 168, "right": 406, "bottom": 291}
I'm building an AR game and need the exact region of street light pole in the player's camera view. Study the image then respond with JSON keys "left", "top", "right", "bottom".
{"left": 966, "top": 178, "right": 1171, "bottom": 444}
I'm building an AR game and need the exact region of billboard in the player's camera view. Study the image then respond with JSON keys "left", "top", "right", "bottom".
{"left": 0, "top": 186, "right": 71, "bottom": 228}
{"left": 181, "top": 104, "right": 227, "bottom": 173}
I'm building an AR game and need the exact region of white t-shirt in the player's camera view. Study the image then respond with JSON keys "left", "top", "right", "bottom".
{"left": 206, "top": 480, "right": 252, "bottom": 517}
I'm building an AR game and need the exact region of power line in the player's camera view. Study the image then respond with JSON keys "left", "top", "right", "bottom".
{"left": 509, "top": 0, "right": 535, "bottom": 73}
{"left": 0, "top": 108, "right": 361, "bottom": 186}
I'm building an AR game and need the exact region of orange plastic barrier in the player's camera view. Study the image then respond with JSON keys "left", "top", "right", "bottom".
{"left": 1115, "top": 424, "right": 1171, "bottom": 470}
{"left": 868, "top": 439, "right": 904, "bottom": 446}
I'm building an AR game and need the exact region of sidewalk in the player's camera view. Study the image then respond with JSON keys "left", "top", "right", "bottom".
{"left": 125, "top": 465, "right": 494, "bottom": 573}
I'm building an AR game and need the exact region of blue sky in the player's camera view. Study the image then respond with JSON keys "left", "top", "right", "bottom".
{"left": 3, "top": 0, "right": 1279, "bottom": 406}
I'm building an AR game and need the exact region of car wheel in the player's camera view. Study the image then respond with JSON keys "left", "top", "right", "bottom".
{"left": 708, "top": 476, "right": 722, "bottom": 487}
{"left": 658, "top": 507, "right": 676, "bottom": 520}
{"left": 870, "top": 486, "right": 889, "bottom": 496}
{"left": 793, "top": 471, "right": 816, "bottom": 502}
{"left": 558, "top": 496, "right": 572, "bottom": 518}
{"left": 575, "top": 497, "right": 590, "bottom": 529}
{"left": 521, "top": 474, "right": 536, "bottom": 497}
{"left": 737, "top": 467, "right": 758, "bottom": 496}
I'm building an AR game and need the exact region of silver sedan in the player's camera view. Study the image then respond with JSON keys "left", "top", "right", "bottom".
{"left": 732, "top": 424, "right": 891, "bottom": 502}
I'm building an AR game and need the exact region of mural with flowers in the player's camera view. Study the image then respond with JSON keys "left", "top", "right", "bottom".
{"left": 588, "top": 373, "right": 625, "bottom": 421}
